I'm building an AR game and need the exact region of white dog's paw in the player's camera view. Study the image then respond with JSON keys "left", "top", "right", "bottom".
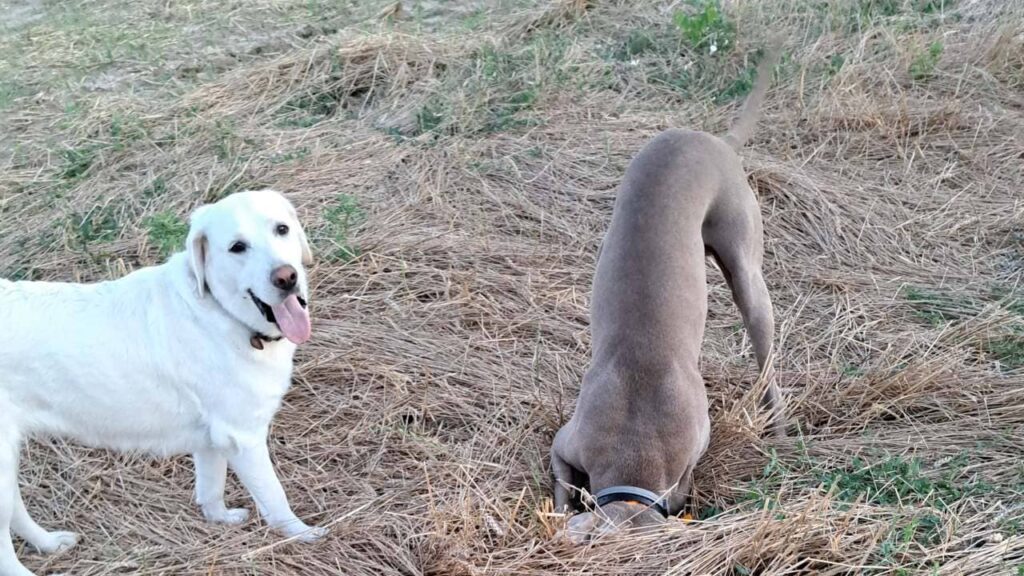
{"left": 202, "top": 505, "right": 251, "bottom": 525}
{"left": 278, "top": 520, "right": 328, "bottom": 543}
{"left": 34, "top": 530, "right": 79, "bottom": 554}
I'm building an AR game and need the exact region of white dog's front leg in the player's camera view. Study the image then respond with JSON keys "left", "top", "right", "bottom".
{"left": 0, "top": 434, "right": 36, "bottom": 576}
{"left": 227, "top": 443, "right": 326, "bottom": 542}
{"left": 193, "top": 449, "right": 250, "bottom": 525}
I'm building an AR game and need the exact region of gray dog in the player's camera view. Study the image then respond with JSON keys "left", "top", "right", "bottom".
{"left": 551, "top": 43, "right": 784, "bottom": 541}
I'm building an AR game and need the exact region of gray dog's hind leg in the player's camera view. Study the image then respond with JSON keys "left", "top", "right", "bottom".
{"left": 705, "top": 204, "right": 785, "bottom": 437}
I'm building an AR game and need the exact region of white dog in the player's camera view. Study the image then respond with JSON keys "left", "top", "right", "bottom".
{"left": 0, "top": 190, "right": 326, "bottom": 576}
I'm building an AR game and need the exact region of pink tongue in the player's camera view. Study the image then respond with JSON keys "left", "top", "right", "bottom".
{"left": 271, "top": 294, "right": 311, "bottom": 344}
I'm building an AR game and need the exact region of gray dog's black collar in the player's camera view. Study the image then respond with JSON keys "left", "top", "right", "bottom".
{"left": 593, "top": 486, "right": 670, "bottom": 517}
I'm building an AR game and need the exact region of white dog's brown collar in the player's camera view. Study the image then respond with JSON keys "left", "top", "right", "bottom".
{"left": 249, "top": 333, "right": 282, "bottom": 350}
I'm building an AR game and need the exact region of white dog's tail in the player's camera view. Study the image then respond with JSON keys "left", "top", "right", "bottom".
{"left": 722, "top": 36, "right": 783, "bottom": 151}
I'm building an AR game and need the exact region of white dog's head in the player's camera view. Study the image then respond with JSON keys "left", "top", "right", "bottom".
{"left": 186, "top": 190, "right": 313, "bottom": 344}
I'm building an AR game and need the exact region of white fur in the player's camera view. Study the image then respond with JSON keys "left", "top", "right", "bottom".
{"left": 0, "top": 190, "right": 324, "bottom": 576}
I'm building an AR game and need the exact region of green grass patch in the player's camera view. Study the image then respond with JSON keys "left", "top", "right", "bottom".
{"left": 673, "top": 0, "right": 735, "bottom": 55}
{"left": 740, "top": 447, "right": 989, "bottom": 517}
{"left": 827, "top": 53, "right": 846, "bottom": 77}
{"left": 214, "top": 118, "right": 238, "bottom": 160}
{"left": 985, "top": 336, "right": 1024, "bottom": 369}
{"left": 910, "top": 41, "right": 943, "bottom": 81}
{"left": 416, "top": 101, "right": 447, "bottom": 134}
{"left": 874, "top": 512, "right": 944, "bottom": 571}
{"left": 2, "top": 263, "right": 39, "bottom": 281}
{"left": 613, "top": 29, "right": 658, "bottom": 61}
{"left": 716, "top": 62, "right": 757, "bottom": 102}
{"left": 820, "top": 453, "right": 989, "bottom": 509}
{"left": 56, "top": 113, "right": 148, "bottom": 181}
{"left": 916, "top": 0, "right": 957, "bottom": 14}
{"left": 106, "top": 113, "right": 148, "bottom": 149}
{"left": 322, "top": 194, "right": 365, "bottom": 262}
{"left": 841, "top": 361, "right": 865, "bottom": 378}
{"left": 70, "top": 205, "right": 121, "bottom": 247}
{"left": 60, "top": 146, "right": 99, "bottom": 181}
{"left": 0, "top": 80, "right": 22, "bottom": 110}
{"left": 903, "top": 286, "right": 974, "bottom": 326}
{"left": 270, "top": 147, "right": 312, "bottom": 164}
{"left": 142, "top": 176, "right": 168, "bottom": 199}
{"left": 277, "top": 91, "right": 340, "bottom": 128}
{"left": 144, "top": 211, "right": 188, "bottom": 259}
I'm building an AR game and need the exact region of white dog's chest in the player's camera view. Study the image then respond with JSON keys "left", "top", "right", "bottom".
{"left": 0, "top": 275, "right": 297, "bottom": 457}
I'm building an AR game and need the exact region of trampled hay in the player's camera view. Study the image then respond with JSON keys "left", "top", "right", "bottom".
{"left": 1, "top": 0, "right": 1023, "bottom": 573}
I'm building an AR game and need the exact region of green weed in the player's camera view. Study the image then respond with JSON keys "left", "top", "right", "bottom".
{"left": 841, "top": 362, "right": 865, "bottom": 378}
{"left": 717, "top": 62, "right": 756, "bottom": 102}
{"left": 858, "top": 0, "right": 902, "bottom": 19}
{"left": 107, "top": 113, "right": 147, "bottom": 149}
{"left": 278, "top": 91, "right": 339, "bottom": 128}
{"left": 819, "top": 454, "right": 988, "bottom": 509}
{"left": 144, "top": 211, "right": 188, "bottom": 259}
{"left": 985, "top": 336, "right": 1024, "bottom": 369}
{"left": 3, "top": 264, "right": 38, "bottom": 281}
{"left": 874, "top": 512, "right": 944, "bottom": 570}
{"left": 0, "top": 81, "right": 21, "bottom": 110}
{"left": 269, "top": 147, "right": 311, "bottom": 164}
{"left": 214, "top": 119, "right": 235, "bottom": 160}
{"left": 484, "top": 87, "right": 539, "bottom": 132}
{"left": 71, "top": 205, "right": 121, "bottom": 247}
{"left": 673, "top": 0, "right": 735, "bottom": 55}
{"left": 480, "top": 35, "right": 566, "bottom": 112}
{"left": 903, "top": 286, "right": 972, "bottom": 326}
{"left": 416, "top": 101, "right": 447, "bottom": 134}
{"left": 910, "top": 41, "right": 943, "bottom": 81}
{"left": 142, "top": 176, "right": 168, "bottom": 199}
{"left": 462, "top": 9, "right": 487, "bottom": 30}
{"left": 827, "top": 53, "right": 846, "bottom": 77}
{"left": 916, "top": 0, "right": 957, "bottom": 14}
{"left": 60, "top": 146, "right": 98, "bottom": 181}
{"left": 322, "top": 194, "right": 365, "bottom": 262}
{"left": 614, "top": 29, "right": 658, "bottom": 61}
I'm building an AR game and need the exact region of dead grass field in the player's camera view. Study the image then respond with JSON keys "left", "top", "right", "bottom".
{"left": 2, "top": 0, "right": 1024, "bottom": 573}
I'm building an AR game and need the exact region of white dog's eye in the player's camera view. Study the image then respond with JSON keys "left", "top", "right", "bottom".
{"left": 229, "top": 241, "right": 248, "bottom": 254}
{"left": 275, "top": 223, "right": 289, "bottom": 236}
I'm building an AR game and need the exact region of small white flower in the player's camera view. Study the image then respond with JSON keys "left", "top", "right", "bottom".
{"left": 709, "top": 43, "right": 718, "bottom": 55}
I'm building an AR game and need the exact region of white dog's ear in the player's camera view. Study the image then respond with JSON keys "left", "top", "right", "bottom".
{"left": 283, "top": 201, "right": 313, "bottom": 267}
{"left": 297, "top": 224, "right": 313, "bottom": 267}
{"left": 186, "top": 205, "right": 210, "bottom": 297}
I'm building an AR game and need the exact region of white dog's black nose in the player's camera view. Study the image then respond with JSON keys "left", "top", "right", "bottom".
{"left": 271, "top": 265, "right": 298, "bottom": 292}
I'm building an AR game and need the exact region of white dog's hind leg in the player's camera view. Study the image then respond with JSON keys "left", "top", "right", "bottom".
{"left": 228, "top": 443, "right": 327, "bottom": 542}
{"left": 0, "top": 430, "right": 36, "bottom": 576}
{"left": 193, "top": 450, "right": 249, "bottom": 525}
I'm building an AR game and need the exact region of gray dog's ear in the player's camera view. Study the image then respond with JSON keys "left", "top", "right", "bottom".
{"left": 186, "top": 205, "right": 210, "bottom": 297}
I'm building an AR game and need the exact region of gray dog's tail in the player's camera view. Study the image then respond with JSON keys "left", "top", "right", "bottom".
{"left": 722, "top": 36, "right": 783, "bottom": 150}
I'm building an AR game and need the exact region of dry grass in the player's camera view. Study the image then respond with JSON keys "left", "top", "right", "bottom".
{"left": 2, "top": 0, "right": 1024, "bottom": 573}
